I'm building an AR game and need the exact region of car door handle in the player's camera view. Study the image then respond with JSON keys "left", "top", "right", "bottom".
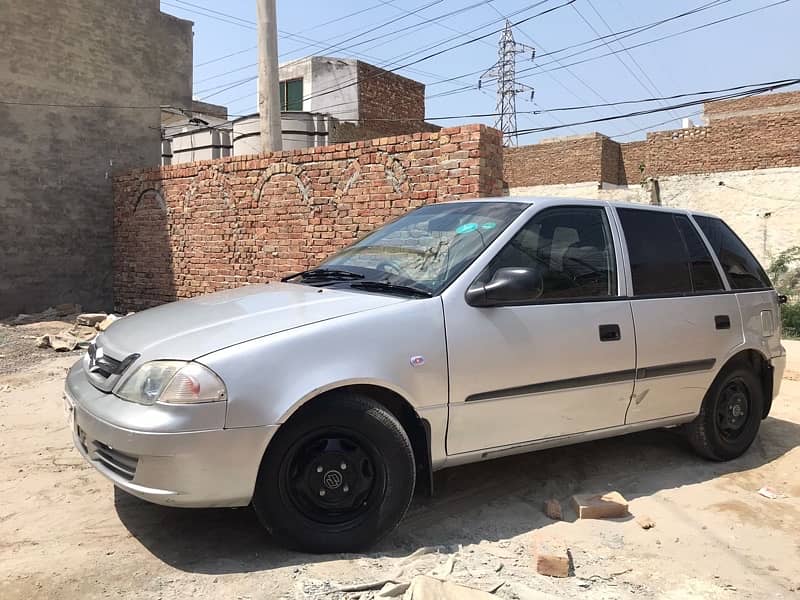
{"left": 714, "top": 315, "right": 731, "bottom": 330}
{"left": 599, "top": 324, "right": 621, "bottom": 342}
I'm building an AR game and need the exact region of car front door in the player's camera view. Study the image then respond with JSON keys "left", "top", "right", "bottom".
{"left": 443, "top": 205, "right": 636, "bottom": 455}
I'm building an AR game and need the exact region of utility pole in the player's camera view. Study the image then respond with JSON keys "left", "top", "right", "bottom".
{"left": 256, "top": 0, "right": 283, "bottom": 152}
{"left": 479, "top": 21, "right": 535, "bottom": 146}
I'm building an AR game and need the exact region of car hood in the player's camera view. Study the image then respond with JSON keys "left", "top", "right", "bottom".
{"left": 99, "top": 283, "right": 406, "bottom": 361}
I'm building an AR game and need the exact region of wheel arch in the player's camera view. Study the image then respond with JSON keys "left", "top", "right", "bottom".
{"left": 718, "top": 348, "right": 774, "bottom": 419}
{"left": 274, "top": 383, "right": 434, "bottom": 496}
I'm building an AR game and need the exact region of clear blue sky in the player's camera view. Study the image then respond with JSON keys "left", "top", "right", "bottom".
{"left": 163, "top": 0, "right": 799, "bottom": 143}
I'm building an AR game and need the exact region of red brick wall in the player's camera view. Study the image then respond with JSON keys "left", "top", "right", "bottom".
{"left": 113, "top": 125, "right": 504, "bottom": 311}
{"left": 356, "top": 61, "right": 431, "bottom": 137}
{"left": 503, "top": 133, "right": 607, "bottom": 187}
{"left": 638, "top": 112, "right": 800, "bottom": 177}
{"left": 503, "top": 106, "right": 800, "bottom": 188}
{"left": 619, "top": 140, "right": 646, "bottom": 185}
{"left": 704, "top": 90, "right": 800, "bottom": 121}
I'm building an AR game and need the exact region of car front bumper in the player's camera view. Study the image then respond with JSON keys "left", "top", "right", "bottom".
{"left": 65, "top": 360, "right": 277, "bottom": 508}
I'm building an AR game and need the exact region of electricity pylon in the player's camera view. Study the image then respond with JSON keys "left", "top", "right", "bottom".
{"left": 479, "top": 20, "right": 535, "bottom": 146}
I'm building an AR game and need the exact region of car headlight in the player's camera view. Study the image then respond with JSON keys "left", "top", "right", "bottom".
{"left": 116, "top": 361, "right": 227, "bottom": 405}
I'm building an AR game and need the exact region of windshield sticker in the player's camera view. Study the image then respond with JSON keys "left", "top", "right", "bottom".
{"left": 481, "top": 222, "right": 497, "bottom": 230}
{"left": 455, "top": 222, "right": 479, "bottom": 234}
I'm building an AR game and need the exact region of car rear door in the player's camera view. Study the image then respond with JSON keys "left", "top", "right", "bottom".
{"left": 443, "top": 204, "right": 636, "bottom": 455}
{"left": 615, "top": 207, "right": 744, "bottom": 424}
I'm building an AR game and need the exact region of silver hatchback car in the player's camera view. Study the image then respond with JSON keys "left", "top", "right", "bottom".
{"left": 65, "top": 197, "right": 787, "bottom": 552}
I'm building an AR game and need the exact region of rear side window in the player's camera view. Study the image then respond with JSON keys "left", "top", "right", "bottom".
{"left": 694, "top": 216, "right": 771, "bottom": 290}
{"left": 618, "top": 208, "right": 723, "bottom": 296}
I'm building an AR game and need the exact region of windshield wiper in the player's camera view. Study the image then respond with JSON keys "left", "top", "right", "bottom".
{"left": 349, "top": 280, "right": 432, "bottom": 298}
{"left": 281, "top": 268, "right": 365, "bottom": 282}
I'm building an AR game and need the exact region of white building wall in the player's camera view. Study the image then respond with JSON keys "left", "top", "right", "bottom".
{"left": 278, "top": 56, "right": 359, "bottom": 122}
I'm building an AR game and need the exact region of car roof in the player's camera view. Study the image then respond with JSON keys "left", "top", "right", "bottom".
{"left": 444, "top": 196, "right": 719, "bottom": 219}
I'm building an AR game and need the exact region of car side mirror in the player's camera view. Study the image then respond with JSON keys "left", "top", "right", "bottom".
{"left": 465, "top": 267, "right": 544, "bottom": 307}
{"left": 778, "top": 294, "right": 788, "bottom": 305}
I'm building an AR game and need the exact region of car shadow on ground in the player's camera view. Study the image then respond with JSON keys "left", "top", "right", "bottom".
{"left": 114, "top": 415, "right": 800, "bottom": 575}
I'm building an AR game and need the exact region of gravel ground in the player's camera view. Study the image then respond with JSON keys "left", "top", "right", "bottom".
{"left": 0, "top": 319, "right": 84, "bottom": 376}
{"left": 1, "top": 341, "right": 798, "bottom": 599}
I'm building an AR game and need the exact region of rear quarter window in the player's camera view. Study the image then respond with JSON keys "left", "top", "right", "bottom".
{"left": 694, "top": 216, "right": 771, "bottom": 290}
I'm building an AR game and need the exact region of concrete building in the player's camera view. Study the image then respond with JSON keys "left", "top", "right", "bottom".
{"left": 276, "top": 56, "right": 432, "bottom": 137}
{"left": 0, "top": 0, "right": 193, "bottom": 316}
{"left": 164, "top": 56, "right": 440, "bottom": 164}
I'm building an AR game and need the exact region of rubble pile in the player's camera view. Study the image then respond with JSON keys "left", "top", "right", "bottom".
{"left": 4, "top": 305, "right": 128, "bottom": 353}
{"left": 35, "top": 312, "right": 126, "bottom": 352}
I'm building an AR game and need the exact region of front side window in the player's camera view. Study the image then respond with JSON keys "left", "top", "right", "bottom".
{"left": 310, "top": 202, "right": 528, "bottom": 295}
{"left": 618, "top": 208, "right": 724, "bottom": 296}
{"left": 478, "top": 206, "right": 617, "bottom": 301}
{"left": 694, "top": 216, "right": 771, "bottom": 290}
{"left": 280, "top": 78, "right": 303, "bottom": 111}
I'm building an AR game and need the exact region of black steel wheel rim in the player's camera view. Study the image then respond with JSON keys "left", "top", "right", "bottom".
{"left": 279, "top": 428, "right": 385, "bottom": 528}
{"left": 715, "top": 377, "right": 751, "bottom": 442}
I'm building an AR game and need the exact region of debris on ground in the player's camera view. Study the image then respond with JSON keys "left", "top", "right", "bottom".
{"left": 22, "top": 311, "right": 129, "bottom": 353}
{"left": 96, "top": 314, "right": 122, "bottom": 331}
{"left": 76, "top": 313, "right": 108, "bottom": 327}
{"left": 757, "top": 486, "right": 781, "bottom": 499}
{"left": 403, "top": 575, "right": 498, "bottom": 599}
{"left": 636, "top": 515, "right": 656, "bottom": 529}
{"left": 531, "top": 537, "right": 571, "bottom": 578}
{"left": 35, "top": 325, "right": 97, "bottom": 352}
{"left": 572, "top": 491, "right": 629, "bottom": 519}
{"left": 543, "top": 498, "right": 562, "bottom": 520}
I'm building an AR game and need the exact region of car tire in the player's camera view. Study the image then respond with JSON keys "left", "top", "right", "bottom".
{"left": 685, "top": 364, "right": 764, "bottom": 461}
{"left": 252, "top": 391, "right": 416, "bottom": 553}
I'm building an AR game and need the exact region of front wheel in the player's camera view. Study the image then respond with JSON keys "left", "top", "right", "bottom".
{"left": 252, "top": 392, "right": 416, "bottom": 553}
{"left": 685, "top": 365, "right": 764, "bottom": 461}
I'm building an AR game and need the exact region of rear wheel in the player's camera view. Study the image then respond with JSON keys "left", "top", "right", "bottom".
{"left": 252, "top": 392, "right": 416, "bottom": 553}
{"left": 685, "top": 364, "right": 764, "bottom": 461}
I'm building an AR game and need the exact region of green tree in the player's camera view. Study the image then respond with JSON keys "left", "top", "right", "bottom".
{"left": 768, "top": 246, "right": 800, "bottom": 338}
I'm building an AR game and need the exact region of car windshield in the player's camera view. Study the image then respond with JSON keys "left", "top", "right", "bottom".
{"left": 291, "top": 202, "right": 528, "bottom": 296}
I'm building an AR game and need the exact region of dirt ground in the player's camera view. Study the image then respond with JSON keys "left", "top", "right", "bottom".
{"left": 1, "top": 325, "right": 799, "bottom": 599}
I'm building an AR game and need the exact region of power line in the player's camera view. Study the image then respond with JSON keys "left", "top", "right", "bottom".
{"left": 173, "top": 77, "right": 800, "bottom": 136}
{"left": 427, "top": 0, "right": 734, "bottom": 88}
{"left": 611, "top": 110, "right": 703, "bottom": 139}
{"left": 188, "top": 1, "right": 489, "bottom": 101}
{"left": 290, "top": 0, "right": 396, "bottom": 36}
{"left": 161, "top": 1, "right": 254, "bottom": 29}
{"left": 295, "top": 0, "right": 576, "bottom": 107}
{"left": 12, "top": 77, "right": 797, "bottom": 125}
{"left": 280, "top": 0, "right": 446, "bottom": 62}
{"left": 193, "top": 1, "right": 555, "bottom": 103}
{"left": 524, "top": 0, "right": 789, "bottom": 77}
{"left": 0, "top": 100, "right": 175, "bottom": 110}
{"left": 583, "top": 0, "right": 671, "bottom": 106}
{"left": 359, "top": 0, "right": 499, "bottom": 54}
{"left": 195, "top": 46, "right": 256, "bottom": 69}
{"left": 509, "top": 78, "right": 800, "bottom": 137}
{"left": 569, "top": 1, "right": 681, "bottom": 122}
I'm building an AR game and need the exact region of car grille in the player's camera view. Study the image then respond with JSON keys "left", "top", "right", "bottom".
{"left": 84, "top": 341, "right": 139, "bottom": 393}
{"left": 90, "top": 353, "right": 123, "bottom": 379}
{"left": 92, "top": 441, "right": 139, "bottom": 481}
